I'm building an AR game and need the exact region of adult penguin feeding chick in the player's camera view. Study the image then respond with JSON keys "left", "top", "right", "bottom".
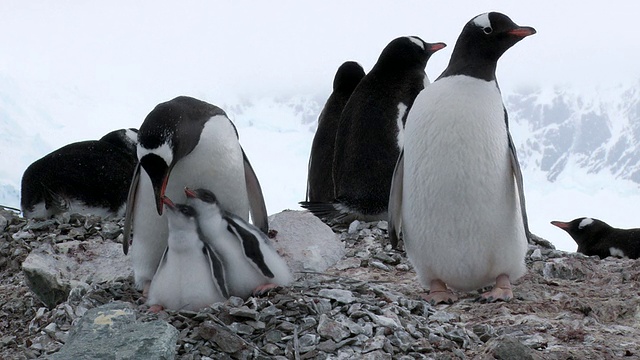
{"left": 389, "top": 12, "right": 535, "bottom": 304}
{"left": 123, "top": 96, "right": 268, "bottom": 295}
{"left": 301, "top": 36, "right": 446, "bottom": 223}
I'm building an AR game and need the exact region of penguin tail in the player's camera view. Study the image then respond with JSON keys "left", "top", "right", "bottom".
{"left": 299, "top": 201, "right": 352, "bottom": 224}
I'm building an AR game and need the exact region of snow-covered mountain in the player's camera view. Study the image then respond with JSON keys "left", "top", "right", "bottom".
{"left": 1, "top": 78, "right": 639, "bottom": 252}
{"left": 507, "top": 80, "right": 640, "bottom": 186}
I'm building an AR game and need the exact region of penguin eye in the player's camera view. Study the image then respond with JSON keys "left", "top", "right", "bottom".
{"left": 483, "top": 27, "right": 493, "bottom": 34}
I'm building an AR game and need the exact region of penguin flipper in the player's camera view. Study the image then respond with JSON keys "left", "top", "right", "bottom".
{"left": 241, "top": 148, "right": 269, "bottom": 235}
{"left": 508, "top": 129, "right": 531, "bottom": 241}
{"left": 203, "top": 242, "right": 229, "bottom": 299}
{"left": 225, "top": 213, "right": 275, "bottom": 278}
{"left": 122, "top": 162, "right": 141, "bottom": 255}
{"left": 388, "top": 150, "right": 404, "bottom": 249}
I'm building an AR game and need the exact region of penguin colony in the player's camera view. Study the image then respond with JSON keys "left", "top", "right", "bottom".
{"left": 18, "top": 11, "right": 632, "bottom": 310}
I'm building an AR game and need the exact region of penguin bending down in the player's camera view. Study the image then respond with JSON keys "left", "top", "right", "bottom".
{"left": 551, "top": 217, "right": 640, "bottom": 259}
{"left": 185, "top": 187, "right": 293, "bottom": 299}
{"left": 20, "top": 128, "right": 138, "bottom": 219}
{"left": 147, "top": 197, "right": 228, "bottom": 312}
{"left": 306, "top": 61, "right": 365, "bottom": 202}
{"left": 389, "top": 12, "right": 535, "bottom": 304}
{"left": 301, "top": 36, "right": 445, "bottom": 224}
{"left": 123, "top": 96, "right": 268, "bottom": 295}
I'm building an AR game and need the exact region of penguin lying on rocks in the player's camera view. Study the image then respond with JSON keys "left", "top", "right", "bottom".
{"left": 20, "top": 128, "right": 138, "bottom": 219}
{"left": 551, "top": 217, "right": 640, "bottom": 259}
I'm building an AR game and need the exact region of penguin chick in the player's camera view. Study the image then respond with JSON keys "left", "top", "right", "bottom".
{"left": 389, "top": 12, "right": 535, "bottom": 304}
{"left": 147, "top": 197, "right": 228, "bottom": 312}
{"left": 551, "top": 217, "right": 640, "bottom": 259}
{"left": 185, "top": 187, "right": 293, "bottom": 299}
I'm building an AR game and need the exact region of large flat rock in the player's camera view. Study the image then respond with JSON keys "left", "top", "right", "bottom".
{"left": 268, "top": 210, "right": 345, "bottom": 277}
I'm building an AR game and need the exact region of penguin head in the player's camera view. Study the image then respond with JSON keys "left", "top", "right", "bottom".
{"left": 551, "top": 217, "right": 611, "bottom": 246}
{"left": 138, "top": 96, "right": 224, "bottom": 215}
{"left": 333, "top": 61, "right": 366, "bottom": 93}
{"left": 138, "top": 143, "right": 174, "bottom": 215}
{"left": 457, "top": 12, "right": 536, "bottom": 63}
{"left": 375, "top": 36, "right": 446, "bottom": 71}
{"left": 163, "top": 196, "right": 198, "bottom": 229}
{"left": 185, "top": 187, "right": 218, "bottom": 205}
{"left": 99, "top": 128, "right": 138, "bottom": 155}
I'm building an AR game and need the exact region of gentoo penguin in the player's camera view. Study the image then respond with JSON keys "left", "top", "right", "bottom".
{"left": 147, "top": 197, "right": 228, "bottom": 312}
{"left": 389, "top": 12, "right": 536, "bottom": 304}
{"left": 185, "top": 187, "right": 293, "bottom": 299}
{"left": 306, "top": 61, "right": 366, "bottom": 202}
{"left": 300, "top": 36, "right": 445, "bottom": 223}
{"left": 20, "top": 128, "right": 138, "bottom": 219}
{"left": 551, "top": 218, "right": 640, "bottom": 259}
{"left": 123, "top": 96, "right": 268, "bottom": 295}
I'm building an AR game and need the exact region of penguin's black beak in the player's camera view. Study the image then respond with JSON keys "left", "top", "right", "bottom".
{"left": 139, "top": 154, "right": 172, "bottom": 216}
{"left": 507, "top": 26, "right": 536, "bottom": 38}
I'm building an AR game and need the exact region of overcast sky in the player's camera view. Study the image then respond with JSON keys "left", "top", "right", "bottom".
{"left": 2, "top": 1, "right": 639, "bottom": 110}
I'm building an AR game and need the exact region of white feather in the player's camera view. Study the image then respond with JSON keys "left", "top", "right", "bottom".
{"left": 402, "top": 75, "right": 527, "bottom": 291}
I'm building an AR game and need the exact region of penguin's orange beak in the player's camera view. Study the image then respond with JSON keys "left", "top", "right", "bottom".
{"left": 428, "top": 42, "right": 447, "bottom": 52}
{"left": 184, "top": 187, "right": 197, "bottom": 199}
{"left": 508, "top": 26, "right": 536, "bottom": 38}
{"left": 550, "top": 221, "right": 569, "bottom": 230}
{"left": 161, "top": 195, "right": 175, "bottom": 210}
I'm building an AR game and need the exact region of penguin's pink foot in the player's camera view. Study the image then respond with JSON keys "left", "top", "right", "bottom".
{"left": 477, "top": 274, "right": 513, "bottom": 303}
{"left": 148, "top": 304, "right": 164, "bottom": 313}
{"left": 252, "top": 283, "right": 280, "bottom": 297}
{"left": 141, "top": 280, "right": 151, "bottom": 298}
{"left": 423, "top": 279, "right": 458, "bottom": 305}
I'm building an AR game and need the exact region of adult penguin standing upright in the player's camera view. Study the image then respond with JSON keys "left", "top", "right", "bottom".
{"left": 306, "top": 61, "right": 365, "bottom": 202}
{"left": 301, "top": 36, "right": 446, "bottom": 223}
{"left": 389, "top": 12, "right": 535, "bottom": 304}
{"left": 123, "top": 96, "right": 268, "bottom": 295}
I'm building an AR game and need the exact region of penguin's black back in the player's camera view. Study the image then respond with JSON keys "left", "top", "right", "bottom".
{"left": 20, "top": 129, "right": 139, "bottom": 218}
{"left": 307, "top": 61, "right": 365, "bottom": 202}
{"left": 332, "top": 37, "right": 433, "bottom": 215}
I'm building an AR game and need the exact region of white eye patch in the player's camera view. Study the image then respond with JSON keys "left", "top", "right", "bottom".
{"left": 578, "top": 218, "right": 594, "bottom": 229}
{"left": 407, "top": 36, "right": 425, "bottom": 50}
{"left": 472, "top": 13, "right": 491, "bottom": 29}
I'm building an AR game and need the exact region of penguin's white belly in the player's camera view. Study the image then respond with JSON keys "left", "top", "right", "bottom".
{"left": 148, "top": 245, "right": 224, "bottom": 311}
{"left": 403, "top": 76, "right": 527, "bottom": 291}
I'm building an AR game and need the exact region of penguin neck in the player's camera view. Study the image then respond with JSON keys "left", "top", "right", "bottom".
{"left": 439, "top": 57, "right": 497, "bottom": 83}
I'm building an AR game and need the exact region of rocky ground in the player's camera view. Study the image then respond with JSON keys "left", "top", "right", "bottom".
{"left": 1, "top": 207, "right": 640, "bottom": 359}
